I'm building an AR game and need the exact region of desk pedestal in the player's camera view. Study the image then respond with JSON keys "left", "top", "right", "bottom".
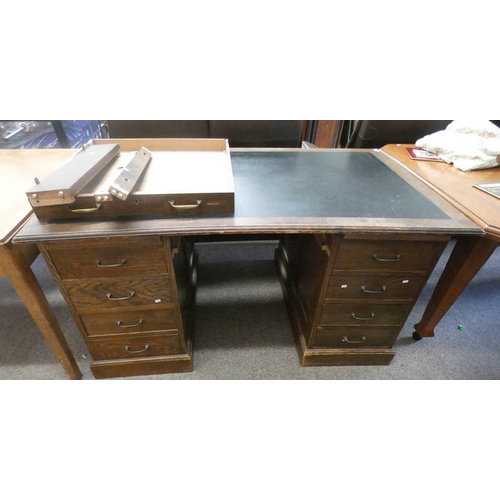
{"left": 39, "top": 235, "right": 195, "bottom": 379}
{"left": 277, "top": 233, "right": 449, "bottom": 366}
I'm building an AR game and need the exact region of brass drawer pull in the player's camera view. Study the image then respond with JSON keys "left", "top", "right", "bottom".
{"left": 69, "top": 203, "right": 102, "bottom": 213}
{"left": 361, "top": 285, "right": 387, "bottom": 294}
{"left": 106, "top": 291, "right": 135, "bottom": 301}
{"left": 117, "top": 319, "right": 144, "bottom": 328}
{"left": 95, "top": 258, "right": 127, "bottom": 268}
{"left": 351, "top": 312, "right": 375, "bottom": 321}
{"left": 125, "top": 344, "right": 150, "bottom": 354}
{"left": 342, "top": 336, "right": 367, "bottom": 344}
{"left": 169, "top": 200, "right": 202, "bottom": 210}
{"left": 372, "top": 254, "right": 401, "bottom": 262}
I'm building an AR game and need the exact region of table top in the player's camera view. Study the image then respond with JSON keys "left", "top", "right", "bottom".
{"left": 13, "top": 147, "right": 481, "bottom": 243}
{"left": 0, "top": 148, "right": 77, "bottom": 244}
{"left": 382, "top": 144, "right": 500, "bottom": 243}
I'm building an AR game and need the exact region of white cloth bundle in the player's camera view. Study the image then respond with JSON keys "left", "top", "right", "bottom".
{"left": 415, "top": 120, "right": 500, "bottom": 171}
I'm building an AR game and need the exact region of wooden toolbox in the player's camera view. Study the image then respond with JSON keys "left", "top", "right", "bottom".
{"left": 26, "top": 138, "right": 235, "bottom": 222}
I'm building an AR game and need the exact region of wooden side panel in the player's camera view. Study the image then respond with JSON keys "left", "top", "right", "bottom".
{"left": 277, "top": 234, "right": 340, "bottom": 345}
{"left": 171, "top": 236, "right": 197, "bottom": 352}
{"left": 313, "top": 120, "right": 344, "bottom": 148}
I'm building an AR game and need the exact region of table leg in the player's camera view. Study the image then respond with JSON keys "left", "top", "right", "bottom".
{"left": 414, "top": 236, "right": 498, "bottom": 338}
{"left": 0, "top": 243, "right": 82, "bottom": 379}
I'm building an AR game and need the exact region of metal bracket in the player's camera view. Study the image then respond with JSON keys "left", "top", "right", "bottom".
{"left": 108, "top": 147, "right": 152, "bottom": 201}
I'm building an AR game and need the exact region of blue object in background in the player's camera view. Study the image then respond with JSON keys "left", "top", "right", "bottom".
{"left": 59, "top": 120, "right": 103, "bottom": 147}
{"left": 0, "top": 120, "right": 102, "bottom": 149}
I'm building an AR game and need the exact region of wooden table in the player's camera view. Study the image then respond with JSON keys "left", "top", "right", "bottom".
{"left": 14, "top": 144, "right": 482, "bottom": 377}
{"left": 381, "top": 144, "right": 500, "bottom": 338}
{"left": 0, "top": 149, "right": 82, "bottom": 379}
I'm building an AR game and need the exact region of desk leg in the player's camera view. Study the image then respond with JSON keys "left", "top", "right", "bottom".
{"left": 0, "top": 243, "right": 82, "bottom": 380}
{"left": 414, "top": 236, "right": 497, "bottom": 338}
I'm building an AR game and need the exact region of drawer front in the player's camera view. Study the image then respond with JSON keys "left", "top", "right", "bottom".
{"left": 313, "top": 326, "right": 399, "bottom": 348}
{"left": 87, "top": 332, "right": 183, "bottom": 360}
{"left": 326, "top": 274, "right": 425, "bottom": 301}
{"left": 80, "top": 307, "right": 178, "bottom": 337}
{"left": 320, "top": 303, "right": 410, "bottom": 327}
{"left": 47, "top": 240, "right": 168, "bottom": 279}
{"left": 34, "top": 193, "right": 234, "bottom": 221}
{"left": 334, "top": 240, "right": 441, "bottom": 273}
{"left": 64, "top": 275, "right": 173, "bottom": 313}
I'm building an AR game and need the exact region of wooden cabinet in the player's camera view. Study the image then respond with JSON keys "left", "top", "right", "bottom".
{"left": 277, "top": 233, "right": 449, "bottom": 366}
{"left": 39, "top": 235, "right": 196, "bottom": 378}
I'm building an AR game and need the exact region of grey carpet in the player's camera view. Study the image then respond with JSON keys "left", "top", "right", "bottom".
{"left": 1, "top": 239, "right": 499, "bottom": 380}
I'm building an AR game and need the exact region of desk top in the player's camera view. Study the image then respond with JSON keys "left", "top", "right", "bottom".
{"left": 0, "top": 148, "right": 77, "bottom": 244}
{"left": 14, "top": 148, "right": 481, "bottom": 243}
{"left": 382, "top": 144, "right": 500, "bottom": 243}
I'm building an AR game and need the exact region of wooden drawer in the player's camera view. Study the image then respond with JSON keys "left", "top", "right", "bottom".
{"left": 80, "top": 306, "right": 178, "bottom": 337}
{"left": 320, "top": 303, "right": 410, "bottom": 327}
{"left": 46, "top": 238, "right": 168, "bottom": 279}
{"left": 64, "top": 274, "right": 173, "bottom": 313}
{"left": 34, "top": 193, "right": 235, "bottom": 222}
{"left": 87, "top": 331, "right": 183, "bottom": 360}
{"left": 326, "top": 274, "right": 425, "bottom": 301}
{"left": 334, "top": 239, "right": 442, "bottom": 273}
{"left": 313, "top": 326, "right": 399, "bottom": 348}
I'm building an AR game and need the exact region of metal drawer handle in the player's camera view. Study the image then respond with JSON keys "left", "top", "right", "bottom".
{"left": 125, "top": 344, "right": 150, "bottom": 354}
{"left": 69, "top": 203, "right": 102, "bottom": 213}
{"left": 169, "top": 200, "right": 202, "bottom": 210}
{"left": 351, "top": 312, "right": 375, "bottom": 321}
{"left": 95, "top": 258, "right": 127, "bottom": 268}
{"left": 106, "top": 291, "right": 135, "bottom": 301}
{"left": 117, "top": 319, "right": 144, "bottom": 328}
{"left": 373, "top": 254, "right": 401, "bottom": 262}
{"left": 342, "top": 336, "right": 367, "bottom": 344}
{"left": 361, "top": 285, "right": 387, "bottom": 294}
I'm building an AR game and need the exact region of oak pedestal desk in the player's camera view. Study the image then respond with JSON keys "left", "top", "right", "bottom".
{"left": 14, "top": 143, "right": 481, "bottom": 378}
{"left": 0, "top": 149, "right": 81, "bottom": 380}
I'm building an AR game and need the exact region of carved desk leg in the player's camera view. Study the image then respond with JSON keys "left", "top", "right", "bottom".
{"left": 413, "top": 236, "right": 498, "bottom": 339}
{"left": 0, "top": 243, "right": 82, "bottom": 380}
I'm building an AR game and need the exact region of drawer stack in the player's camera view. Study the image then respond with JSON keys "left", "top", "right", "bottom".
{"left": 40, "top": 235, "right": 196, "bottom": 378}
{"left": 278, "top": 234, "right": 449, "bottom": 366}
